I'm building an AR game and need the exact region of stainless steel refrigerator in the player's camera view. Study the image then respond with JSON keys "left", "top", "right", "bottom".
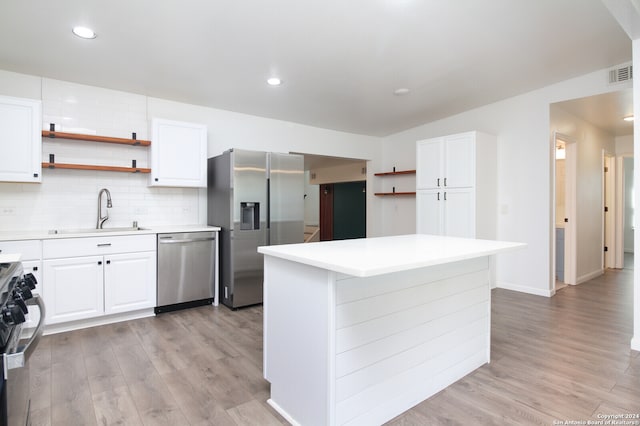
{"left": 207, "top": 149, "right": 304, "bottom": 309}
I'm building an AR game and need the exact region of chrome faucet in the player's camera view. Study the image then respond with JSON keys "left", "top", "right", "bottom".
{"left": 97, "top": 188, "right": 113, "bottom": 229}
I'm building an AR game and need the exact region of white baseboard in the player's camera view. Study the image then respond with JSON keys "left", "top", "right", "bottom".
{"left": 496, "top": 281, "right": 553, "bottom": 297}
{"left": 267, "top": 399, "right": 301, "bottom": 426}
{"left": 575, "top": 269, "right": 604, "bottom": 285}
{"left": 43, "top": 308, "right": 155, "bottom": 335}
{"left": 632, "top": 336, "right": 640, "bottom": 352}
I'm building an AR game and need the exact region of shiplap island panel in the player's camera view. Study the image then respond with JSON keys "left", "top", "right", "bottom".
{"left": 258, "top": 234, "right": 525, "bottom": 426}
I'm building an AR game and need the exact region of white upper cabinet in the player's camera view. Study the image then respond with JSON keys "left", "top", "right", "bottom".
{"left": 0, "top": 95, "right": 42, "bottom": 183}
{"left": 443, "top": 133, "right": 475, "bottom": 188}
{"left": 416, "top": 138, "right": 442, "bottom": 189}
{"left": 416, "top": 133, "right": 475, "bottom": 190}
{"left": 150, "top": 118, "right": 207, "bottom": 187}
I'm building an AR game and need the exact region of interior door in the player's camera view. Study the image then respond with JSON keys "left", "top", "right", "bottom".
{"left": 332, "top": 181, "right": 366, "bottom": 240}
{"left": 320, "top": 184, "right": 334, "bottom": 241}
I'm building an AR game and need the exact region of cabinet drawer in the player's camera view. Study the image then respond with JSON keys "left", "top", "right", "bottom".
{"left": 0, "top": 239, "right": 42, "bottom": 260}
{"left": 43, "top": 234, "right": 156, "bottom": 259}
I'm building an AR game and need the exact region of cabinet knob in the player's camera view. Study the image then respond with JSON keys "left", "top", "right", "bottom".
{"left": 106, "top": 260, "right": 111, "bottom": 265}
{"left": 98, "top": 261, "right": 102, "bottom": 265}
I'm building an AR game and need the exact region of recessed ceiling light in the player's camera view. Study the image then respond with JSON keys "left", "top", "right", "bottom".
{"left": 623, "top": 115, "right": 634, "bottom": 122}
{"left": 72, "top": 26, "right": 96, "bottom": 39}
{"left": 267, "top": 77, "right": 282, "bottom": 86}
{"left": 393, "top": 88, "right": 410, "bottom": 96}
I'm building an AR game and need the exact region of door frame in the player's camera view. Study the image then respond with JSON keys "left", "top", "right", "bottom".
{"left": 603, "top": 151, "right": 616, "bottom": 269}
{"left": 552, "top": 132, "right": 577, "bottom": 290}
{"left": 319, "top": 184, "right": 334, "bottom": 241}
{"left": 615, "top": 154, "right": 634, "bottom": 269}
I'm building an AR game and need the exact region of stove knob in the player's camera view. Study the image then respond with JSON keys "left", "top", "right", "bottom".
{"left": 2, "top": 302, "right": 26, "bottom": 325}
{"left": 14, "top": 285, "right": 33, "bottom": 301}
{"left": 23, "top": 273, "right": 37, "bottom": 290}
{"left": 12, "top": 294, "right": 28, "bottom": 314}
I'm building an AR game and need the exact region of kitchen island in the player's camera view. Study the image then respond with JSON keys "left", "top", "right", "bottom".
{"left": 258, "top": 234, "right": 525, "bottom": 426}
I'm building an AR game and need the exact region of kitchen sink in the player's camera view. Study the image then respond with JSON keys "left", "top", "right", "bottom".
{"left": 48, "top": 226, "right": 148, "bottom": 235}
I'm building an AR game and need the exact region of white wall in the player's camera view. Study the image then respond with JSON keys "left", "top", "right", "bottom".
{"left": 0, "top": 70, "right": 381, "bottom": 233}
{"left": 377, "top": 65, "right": 632, "bottom": 297}
{"left": 616, "top": 134, "right": 634, "bottom": 154}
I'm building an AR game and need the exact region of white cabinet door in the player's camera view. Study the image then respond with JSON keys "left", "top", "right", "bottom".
{"left": 442, "top": 188, "right": 475, "bottom": 238}
{"left": 150, "top": 118, "right": 207, "bottom": 187}
{"left": 104, "top": 251, "right": 156, "bottom": 314}
{"left": 416, "top": 138, "right": 442, "bottom": 190}
{"left": 416, "top": 190, "right": 442, "bottom": 235}
{"left": 0, "top": 95, "right": 42, "bottom": 183}
{"left": 43, "top": 256, "right": 104, "bottom": 324}
{"left": 444, "top": 133, "right": 475, "bottom": 188}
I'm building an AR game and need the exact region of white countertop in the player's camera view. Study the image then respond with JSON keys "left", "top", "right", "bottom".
{"left": 258, "top": 234, "right": 526, "bottom": 277}
{"left": 0, "top": 225, "right": 221, "bottom": 241}
{"left": 0, "top": 253, "right": 21, "bottom": 263}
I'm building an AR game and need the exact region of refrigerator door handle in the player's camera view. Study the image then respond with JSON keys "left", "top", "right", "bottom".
{"left": 266, "top": 177, "right": 271, "bottom": 245}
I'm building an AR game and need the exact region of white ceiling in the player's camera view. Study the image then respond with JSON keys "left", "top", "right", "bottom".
{"left": 553, "top": 89, "right": 634, "bottom": 136}
{"left": 0, "top": 0, "right": 632, "bottom": 137}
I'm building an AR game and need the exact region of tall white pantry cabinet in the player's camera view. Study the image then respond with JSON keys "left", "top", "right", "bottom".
{"left": 416, "top": 131, "right": 497, "bottom": 239}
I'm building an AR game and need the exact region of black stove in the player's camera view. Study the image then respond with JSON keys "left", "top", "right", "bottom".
{"left": 0, "top": 261, "right": 44, "bottom": 426}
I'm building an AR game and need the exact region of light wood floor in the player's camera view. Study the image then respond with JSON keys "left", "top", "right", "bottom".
{"left": 30, "top": 266, "right": 639, "bottom": 425}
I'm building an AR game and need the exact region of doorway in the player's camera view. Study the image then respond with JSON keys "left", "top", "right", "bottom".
{"left": 320, "top": 181, "right": 367, "bottom": 240}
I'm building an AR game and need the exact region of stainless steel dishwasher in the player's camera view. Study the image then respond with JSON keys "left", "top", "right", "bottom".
{"left": 155, "top": 231, "right": 218, "bottom": 314}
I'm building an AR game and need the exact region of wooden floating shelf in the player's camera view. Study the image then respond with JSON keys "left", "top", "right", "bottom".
{"left": 42, "top": 162, "right": 151, "bottom": 174}
{"left": 42, "top": 130, "right": 151, "bottom": 146}
{"left": 374, "top": 170, "right": 416, "bottom": 176}
{"left": 374, "top": 192, "right": 416, "bottom": 196}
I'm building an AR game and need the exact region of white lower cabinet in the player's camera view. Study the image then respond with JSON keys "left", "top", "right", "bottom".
{"left": 43, "top": 255, "right": 104, "bottom": 324}
{"left": 104, "top": 251, "right": 156, "bottom": 314}
{"left": 417, "top": 188, "right": 475, "bottom": 238}
{"left": 42, "top": 235, "right": 156, "bottom": 325}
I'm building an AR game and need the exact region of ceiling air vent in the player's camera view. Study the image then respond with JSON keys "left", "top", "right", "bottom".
{"left": 609, "top": 64, "right": 633, "bottom": 84}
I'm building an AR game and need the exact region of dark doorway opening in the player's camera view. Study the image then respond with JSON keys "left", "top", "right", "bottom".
{"left": 320, "top": 181, "right": 366, "bottom": 241}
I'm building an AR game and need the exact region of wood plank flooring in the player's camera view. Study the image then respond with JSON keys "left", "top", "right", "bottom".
{"left": 30, "top": 266, "right": 639, "bottom": 425}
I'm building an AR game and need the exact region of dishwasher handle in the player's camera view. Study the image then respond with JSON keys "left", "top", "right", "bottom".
{"left": 158, "top": 237, "right": 217, "bottom": 244}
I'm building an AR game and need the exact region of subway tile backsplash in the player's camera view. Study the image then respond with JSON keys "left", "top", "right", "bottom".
{"left": 0, "top": 78, "right": 202, "bottom": 232}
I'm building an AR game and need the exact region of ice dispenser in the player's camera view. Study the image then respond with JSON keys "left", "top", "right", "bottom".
{"left": 240, "top": 202, "right": 260, "bottom": 230}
